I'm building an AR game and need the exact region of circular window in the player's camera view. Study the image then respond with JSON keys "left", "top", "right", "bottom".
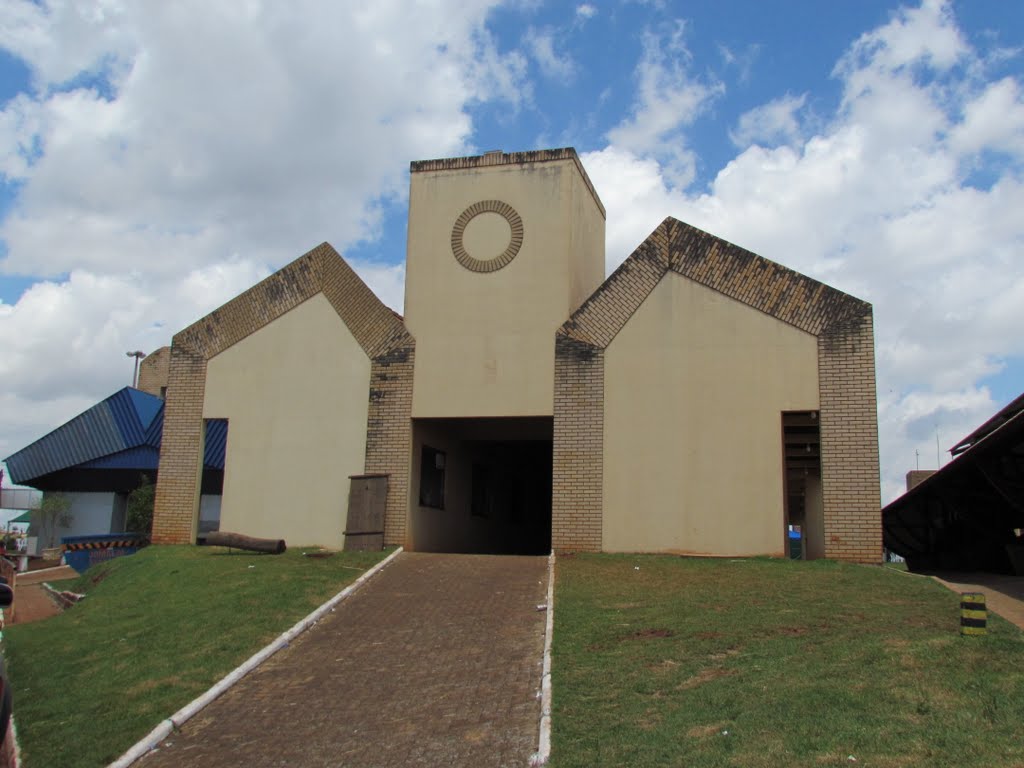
{"left": 450, "top": 200, "right": 524, "bottom": 273}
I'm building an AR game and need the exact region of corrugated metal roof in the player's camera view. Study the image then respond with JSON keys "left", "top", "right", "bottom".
{"left": 5, "top": 388, "right": 165, "bottom": 485}
{"left": 204, "top": 419, "right": 227, "bottom": 470}
{"left": 80, "top": 445, "right": 161, "bottom": 471}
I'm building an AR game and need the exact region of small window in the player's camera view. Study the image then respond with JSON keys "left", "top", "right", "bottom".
{"left": 419, "top": 445, "right": 446, "bottom": 509}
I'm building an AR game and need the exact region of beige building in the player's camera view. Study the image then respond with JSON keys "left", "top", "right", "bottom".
{"left": 148, "top": 148, "right": 881, "bottom": 562}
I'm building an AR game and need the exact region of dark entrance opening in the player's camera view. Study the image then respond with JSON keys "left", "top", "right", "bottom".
{"left": 410, "top": 417, "right": 552, "bottom": 555}
{"left": 782, "top": 411, "right": 823, "bottom": 559}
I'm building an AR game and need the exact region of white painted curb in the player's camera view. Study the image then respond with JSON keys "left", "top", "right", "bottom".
{"left": 530, "top": 551, "right": 555, "bottom": 767}
{"left": 108, "top": 547, "right": 404, "bottom": 768}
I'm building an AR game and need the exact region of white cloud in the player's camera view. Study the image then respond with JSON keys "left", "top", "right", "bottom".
{"left": 524, "top": 27, "right": 576, "bottom": 82}
{"left": 2, "top": 0, "right": 1022, "bottom": 516}
{"left": 0, "top": 1, "right": 526, "bottom": 280}
{"left": 949, "top": 77, "right": 1024, "bottom": 158}
{"left": 587, "top": 0, "right": 1024, "bottom": 503}
{"left": 575, "top": 4, "right": 596, "bottom": 20}
{"left": 0, "top": 0, "right": 520, "bottom": 460}
{"left": 607, "top": 20, "right": 724, "bottom": 187}
{"left": 729, "top": 94, "right": 807, "bottom": 148}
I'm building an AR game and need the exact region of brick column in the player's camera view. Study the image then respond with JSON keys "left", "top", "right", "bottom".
{"left": 365, "top": 346, "right": 415, "bottom": 547}
{"left": 552, "top": 336, "right": 604, "bottom": 552}
{"left": 818, "top": 312, "right": 882, "bottom": 563}
{"left": 152, "top": 346, "right": 208, "bottom": 544}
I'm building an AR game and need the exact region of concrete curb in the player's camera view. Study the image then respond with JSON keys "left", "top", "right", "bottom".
{"left": 107, "top": 546, "right": 404, "bottom": 768}
{"left": 530, "top": 551, "right": 555, "bottom": 767}
{"left": 3, "top": 715, "right": 21, "bottom": 768}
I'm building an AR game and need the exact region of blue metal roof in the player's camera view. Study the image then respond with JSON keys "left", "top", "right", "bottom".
{"left": 204, "top": 420, "right": 228, "bottom": 470}
{"left": 4, "top": 388, "right": 226, "bottom": 485}
{"left": 79, "top": 445, "right": 161, "bottom": 471}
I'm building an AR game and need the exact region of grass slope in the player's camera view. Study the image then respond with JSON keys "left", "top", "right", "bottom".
{"left": 5, "top": 545, "right": 389, "bottom": 768}
{"left": 552, "top": 554, "right": 1024, "bottom": 768}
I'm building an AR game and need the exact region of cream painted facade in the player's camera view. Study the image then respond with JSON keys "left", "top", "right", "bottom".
{"left": 202, "top": 294, "right": 370, "bottom": 548}
{"left": 151, "top": 148, "right": 881, "bottom": 563}
{"left": 404, "top": 157, "right": 604, "bottom": 418}
{"left": 603, "top": 274, "right": 820, "bottom": 556}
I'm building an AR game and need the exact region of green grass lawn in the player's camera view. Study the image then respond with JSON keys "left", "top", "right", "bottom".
{"left": 5, "top": 545, "right": 390, "bottom": 768}
{"left": 551, "top": 554, "right": 1024, "bottom": 768}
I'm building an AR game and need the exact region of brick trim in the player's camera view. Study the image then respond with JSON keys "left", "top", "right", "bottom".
{"left": 819, "top": 315, "right": 882, "bottom": 562}
{"left": 153, "top": 243, "right": 415, "bottom": 545}
{"left": 151, "top": 347, "right": 207, "bottom": 544}
{"left": 553, "top": 217, "right": 881, "bottom": 561}
{"left": 366, "top": 347, "right": 415, "bottom": 547}
{"left": 552, "top": 337, "right": 604, "bottom": 552}
{"left": 410, "top": 148, "right": 606, "bottom": 218}
{"left": 137, "top": 346, "right": 171, "bottom": 397}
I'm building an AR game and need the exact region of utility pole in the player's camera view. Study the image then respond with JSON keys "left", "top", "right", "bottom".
{"left": 126, "top": 350, "right": 146, "bottom": 388}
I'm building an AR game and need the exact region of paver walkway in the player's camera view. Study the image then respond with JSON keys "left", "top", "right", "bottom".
{"left": 140, "top": 552, "right": 549, "bottom": 767}
{"left": 931, "top": 571, "right": 1024, "bottom": 630}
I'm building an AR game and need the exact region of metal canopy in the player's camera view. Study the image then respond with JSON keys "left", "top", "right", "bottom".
{"left": 882, "top": 394, "right": 1024, "bottom": 573}
{"left": 4, "top": 388, "right": 227, "bottom": 491}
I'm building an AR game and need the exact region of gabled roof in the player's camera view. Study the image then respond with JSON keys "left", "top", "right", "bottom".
{"left": 559, "top": 217, "right": 872, "bottom": 349}
{"left": 5, "top": 388, "right": 164, "bottom": 484}
{"left": 171, "top": 242, "right": 411, "bottom": 364}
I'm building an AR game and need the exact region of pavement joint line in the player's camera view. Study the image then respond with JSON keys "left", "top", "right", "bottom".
{"left": 107, "top": 546, "right": 404, "bottom": 768}
{"left": 530, "top": 550, "right": 555, "bottom": 767}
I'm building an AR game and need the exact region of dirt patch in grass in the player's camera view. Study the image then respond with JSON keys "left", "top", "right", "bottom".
{"left": 629, "top": 628, "right": 675, "bottom": 639}
{"left": 677, "top": 666, "right": 734, "bottom": 690}
{"left": 708, "top": 646, "right": 743, "bottom": 660}
{"left": 778, "top": 625, "right": 810, "bottom": 636}
{"left": 686, "top": 722, "right": 729, "bottom": 739}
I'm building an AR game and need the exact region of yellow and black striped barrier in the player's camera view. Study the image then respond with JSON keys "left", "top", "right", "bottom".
{"left": 62, "top": 539, "right": 142, "bottom": 552}
{"left": 960, "top": 592, "right": 986, "bottom": 636}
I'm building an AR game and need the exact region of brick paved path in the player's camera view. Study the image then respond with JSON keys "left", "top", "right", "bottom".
{"left": 140, "top": 553, "right": 548, "bottom": 767}
{"left": 931, "top": 572, "right": 1024, "bottom": 630}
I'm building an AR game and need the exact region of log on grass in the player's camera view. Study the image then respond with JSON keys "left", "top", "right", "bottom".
{"left": 205, "top": 531, "right": 286, "bottom": 554}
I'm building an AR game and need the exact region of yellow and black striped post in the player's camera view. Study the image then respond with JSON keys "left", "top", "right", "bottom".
{"left": 960, "top": 592, "right": 986, "bottom": 636}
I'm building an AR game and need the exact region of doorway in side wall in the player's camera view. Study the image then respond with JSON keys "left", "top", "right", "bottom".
{"left": 782, "top": 412, "right": 824, "bottom": 560}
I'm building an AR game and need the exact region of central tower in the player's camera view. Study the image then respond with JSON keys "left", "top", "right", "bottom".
{"left": 403, "top": 148, "right": 605, "bottom": 418}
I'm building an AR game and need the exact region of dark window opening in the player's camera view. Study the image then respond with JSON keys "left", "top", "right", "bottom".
{"left": 471, "top": 463, "right": 491, "bottom": 518}
{"left": 419, "top": 445, "right": 446, "bottom": 509}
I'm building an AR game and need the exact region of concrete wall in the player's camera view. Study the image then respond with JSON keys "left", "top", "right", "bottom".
{"left": 35, "top": 491, "right": 116, "bottom": 548}
{"left": 804, "top": 472, "right": 825, "bottom": 560}
{"left": 404, "top": 154, "right": 604, "bottom": 418}
{"left": 199, "top": 494, "right": 221, "bottom": 533}
{"left": 603, "top": 273, "right": 820, "bottom": 556}
{"left": 203, "top": 294, "right": 370, "bottom": 548}
{"left": 409, "top": 421, "right": 475, "bottom": 553}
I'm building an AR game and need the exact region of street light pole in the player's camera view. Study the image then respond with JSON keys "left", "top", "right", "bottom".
{"left": 126, "top": 350, "right": 146, "bottom": 388}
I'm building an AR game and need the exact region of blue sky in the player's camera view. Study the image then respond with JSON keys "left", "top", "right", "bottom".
{"left": 0, "top": 0, "right": 1023, "bottom": 502}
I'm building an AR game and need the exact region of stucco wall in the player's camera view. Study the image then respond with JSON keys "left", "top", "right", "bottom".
{"left": 603, "top": 273, "right": 820, "bottom": 556}
{"left": 404, "top": 157, "right": 604, "bottom": 418}
{"left": 35, "top": 491, "right": 116, "bottom": 548}
{"left": 202, "top": 294, "right": 370, "bottom": 548}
